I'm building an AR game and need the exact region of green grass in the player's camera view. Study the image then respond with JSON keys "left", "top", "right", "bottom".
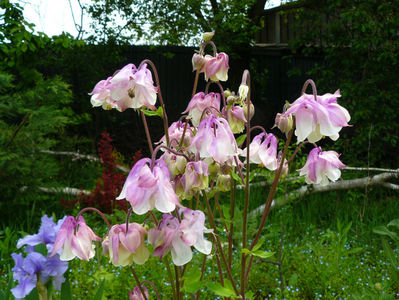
{"left": 1, "top": 176, "right": 398, "bottom": 299}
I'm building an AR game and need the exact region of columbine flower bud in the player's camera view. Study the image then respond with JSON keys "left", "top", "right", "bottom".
{"left": 163, "top": 153, "right": 187, "bottom": 178}
{"left": 192, "top": 53, "right": 206, "bottom": 71}
{"left": 183, "top": 161, "right": 209, "bottom": 193}
{"left": 226, "top": 106, "right": 247, "bottom": 134}
{"left": 243, "top": 102, "right": 255, "bottom": 121}
{"left": 238, "top": 84, "right": 249, "bottom": 101}
{"left": 275, "top": 113, "right": 293, "bottom": 135}
{"left": 226, "top": 95, "right": 236, "bottom": 105}
{"left": 202, "top": 31, "right": 215, "bottom": 41}
{"left": 223, "top": 89, "right": 232, "bottom": 98}
{"left": 215, "top": 174, "right": 231, "bottom": 192}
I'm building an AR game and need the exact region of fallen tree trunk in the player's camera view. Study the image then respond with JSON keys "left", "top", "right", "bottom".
{"left": 250, "top": 169, "right": 399, "bottom": 217}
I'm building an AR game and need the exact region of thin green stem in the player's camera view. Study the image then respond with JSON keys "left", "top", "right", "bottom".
{"left": 164, "top": 257, "right": 177, "bottom": 300}
{"left": 174, "top": 265, "right": 181, "bottom": 300}
{"left": 202, "top": 192, "right": 240, "bottom": 296}
{"left": 140, "top": 111, "right": 154, "bottom": 155}
{"left": 195, "top": 255, "right": 208, "bottom": 300}
{"left": 228, "top": 180, "right": 236, "bottom": 266}
{"left": 240, "top": 70, "right": 252, "bottom": 299}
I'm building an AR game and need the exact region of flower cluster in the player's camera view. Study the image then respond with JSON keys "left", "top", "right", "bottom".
{"left": 11, "top": 215, "right": 68, "bottom": 299}
{"left": 14, "top": 37, "right": 352, "bottom": 299}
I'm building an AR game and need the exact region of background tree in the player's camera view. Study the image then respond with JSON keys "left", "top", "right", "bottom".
{"left": 288, "top": 0, "right": 399, "bottom": 167}
{"left": 86, "top": 0, "right": 268, "bottom": 50}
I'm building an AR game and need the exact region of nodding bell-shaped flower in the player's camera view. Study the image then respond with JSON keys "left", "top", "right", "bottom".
{"left": 148, "top": 209, "right": 212, "bottom": 266}
{"left": 298, "top": 147, "right": 346, "bottom": 185}
{"left": 89, "top": 76, "right": 116, "bottom": 110}
{"left": 203, "top": 52, "right": 229, "bottom": 82}
{"left": 50, "top": 216, "right": 101, "bottom": 261}
{"left": 192, "top": 53, "right": 206, "bottom": 71}
{"left": 129, "top": 286, "right": 149, "bottom": 300}
{"left": 241, "top": 132, "right": 278, "bottom": 171}
{"left": 182, "top": 161, "right": 209, "bottom": 193}
{"left": 89, "top": 63, "right": 157, "bottom": 112}
{"left": 225, "top": 105, "right": 247, "bottom": 134}
{"left": 182, "top": 92, "right": 220, "bottom": 127}
{"left": 104, "top": 223, "right": 149, "bottom": 267}
{"left": 283, "top": 90, "right": 350, "bottom": 143}
{"left": 158, "top": 121, "right": 194, "bottom": 148}
{"left": 190, "top": 114, "right": 238, "bottom": 164}
{"left": 116, "top": 158, "right": 181, "bottom": 215}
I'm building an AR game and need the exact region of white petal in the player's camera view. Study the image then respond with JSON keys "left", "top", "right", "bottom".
{"left": 171, "top": 238, "right": 192, "bottom": 266}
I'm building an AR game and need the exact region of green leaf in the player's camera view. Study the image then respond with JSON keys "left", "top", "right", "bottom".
{"left": 61, "top": 276, "right": 72, "bottom": 300}
{"left": 235, "top": 134, "right": 246, "bottom": 146}
{"left": 181, "top": 280, "right": 203, "bottom": 293}
{"left": 93, "top": 280, "right": 105, "bottom": 300}
{"left": 388, "top": 219, "right": 399, "bottom": 229}
{"left": 288, "top": 273, "right": 298, "bottom": 287}
{"left": 25, "top": 288, "right": 39, "bottom": 300}
{"left": 231, "top": 171, "right": 243, "bottom": 185}
{"left": 208, "top": 282, "right": 237, "bottom": 298}
{"left": 34, "top": 243, "right": 48, "bottom": 256}
{"left": 251, "top": 250, "right": 275, "bottom": 259}
{"left": 141, "top": 106, "right": 163, "bottom": 117}
{"left": 373, "top": 226, "right": 399, "bottom": 244}
{"left": 241, "top": 247, "right": 275, "bottom": 259}
{"left": 347, "top": 247, "right": 363, "bottom": 255}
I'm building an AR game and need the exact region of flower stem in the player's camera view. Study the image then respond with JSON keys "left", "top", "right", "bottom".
{"left": 75, "top": 207, "right": 111, "bottom": 230}
{"left": 174, "top": 265, "right": 181, "bottom": 300}
{"left": 240, "top": 69, "right": 251, "bottom": 299}
{"left": 228, "top": 180, "right": 236, "bottom": 266}
{"left": 244, "top": 127, "right": 294, "bottom": 282}
{"left": 164, "top": 257, "right": 177, "bottom": 300}
{"left": 140, "top": 111, "right": 154, "bottom": 155}
{"left": 129, "top": 265, "right": 148, "bottom": 300}
{"left": 202, "top": 192, "right": 240, "bottom": 296}
{"left": 139, "top": 59, "right": 170, "bottom": 146}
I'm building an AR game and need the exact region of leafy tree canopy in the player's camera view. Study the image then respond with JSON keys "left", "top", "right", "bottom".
{"left": 86, "top": 0, "right": 268, "bottom": 49}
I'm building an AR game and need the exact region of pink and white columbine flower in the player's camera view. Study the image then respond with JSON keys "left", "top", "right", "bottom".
{"left": 241, "top": 132, "right": 278, "bottom": 171}
{"left": 89, "top": 63, "right": 157, "bottom": 112}
{"left": 182, "top": 92, "right": 220, "bottom": 127}
{"left": 299, "top": 147, "right": 346, "bottom": 185}
{"left": 190, "top": 114, "right": 238, "bottom": 164}
{"left": 103, "top": 223, "right": 149, "bottom": 266}
{"left": 158, "top": 121, "right": 194, "bottom": 148}
{"left": 148, "top": 209, "right": 212, "bottom": 266}
{"left": 283, "top": 90, "right": 350, "bottom": 142}
{"left": 203, "top": 52, "right": 229, "bottom": 82}
{"left": 225, "top": 105, "right": 247, "bottom": 134}
{"left": 89, "top": 76, "right": 118, "bottom": 110}
{"left": 129, "top": 286, "right": 149, "bottom": 300}
{"left": 116, "top": 158, "right": 181, "bottom": 215}
{"left": 50, "top": 216, "right": 101, "bottom": 261}
{"left": 182, "top": 161, "right": 209, "bottom": 194}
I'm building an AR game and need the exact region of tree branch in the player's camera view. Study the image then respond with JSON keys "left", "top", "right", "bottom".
{"left": 39, "top": 150, "right": 130, "bottom": 173}
{"left": 250, "top": 169, "right": 399, "bottom": 216}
